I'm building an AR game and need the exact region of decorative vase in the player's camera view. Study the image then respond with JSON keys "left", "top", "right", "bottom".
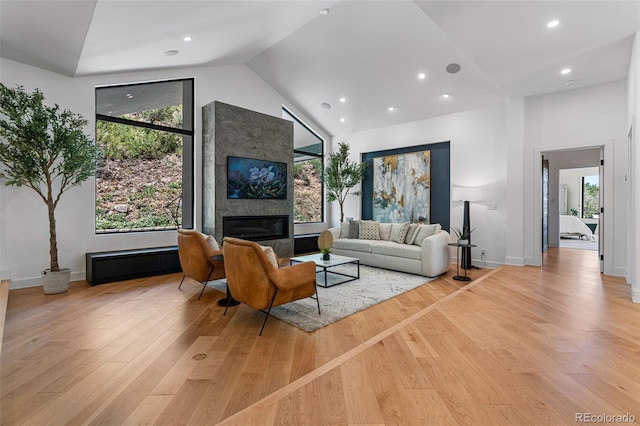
{"left": 42, "top": 268, "right": 71, "bottom": 294}
{"left": 322, "top": 253, "right": 330, "bottom": 261}
{"left": 458, "top": 239, "right": 469, "bottom": 246}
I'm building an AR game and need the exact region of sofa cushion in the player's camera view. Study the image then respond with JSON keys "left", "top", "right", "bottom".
{"left": 390, "top": 222, "right": 410, "bottom": 243}
{"left": 359, "top": 220, "right": 380, "bottom": 240}
{"left": 379, "top": 223, "right": 392, "bottom": 240}
{"left": 413, "top": 224, "right": 442, "bottom": 246}
{"left": 349, "top": 220, "right": 360, "bottom": 239}
{"left": 405, "top": 223, "right": 420, "bottom": 244}
{"left": 333, "top": 238, "right": 375, "bottom": 253}
{"left": 339, "top": 221, "right": 350, "bottom": 238}
{"left": 371, "top": 241, "right": 422, "bottom": 260}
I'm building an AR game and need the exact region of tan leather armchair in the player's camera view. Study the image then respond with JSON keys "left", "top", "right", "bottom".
{"left": 177, "top": 229, "right": 225, "bottom": 299}
{"left": 222, "top": 237, "right": 320, "bottom": 335}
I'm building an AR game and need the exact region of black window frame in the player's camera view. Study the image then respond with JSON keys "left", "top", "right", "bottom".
{"left": 283, "top": 106, "right": 325, "bottom": 224}
{"left": 94, "top": 78, "right": 194, "bottom": 233}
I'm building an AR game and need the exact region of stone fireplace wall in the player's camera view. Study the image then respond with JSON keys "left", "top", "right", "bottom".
{"left": 202, "top": 101, "right": 294, "bottom": 256}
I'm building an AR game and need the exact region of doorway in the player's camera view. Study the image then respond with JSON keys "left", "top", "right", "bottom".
{"left": 540, "top": 147, "right": 604, "bottom": 272}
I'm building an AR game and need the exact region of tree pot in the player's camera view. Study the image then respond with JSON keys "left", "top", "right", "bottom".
{"left": 458, "top": 239, "right": 469, "bottom": 246}
{"left": 322, "top": 253, "right": 331, "bottom": 261}
{"left": 42, "top": 268, "right": 71, "bottom": 294}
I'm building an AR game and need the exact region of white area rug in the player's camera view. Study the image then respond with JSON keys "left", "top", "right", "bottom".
{"left": 207, "top": 264, "right": 435, "bottom": 332}
{"left": 560, "top": 235, "right": 598, "bottom": 251}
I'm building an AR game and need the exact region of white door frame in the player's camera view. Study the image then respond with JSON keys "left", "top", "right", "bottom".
{"left": 532, "top": 141, "right": 614, "bottom": 275}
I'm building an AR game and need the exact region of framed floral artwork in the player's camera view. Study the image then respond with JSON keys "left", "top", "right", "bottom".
{"left": 227, "top": 156, "right": 287, "bottom": 199}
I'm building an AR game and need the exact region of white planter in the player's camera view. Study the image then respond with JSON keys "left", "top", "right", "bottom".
{"left": 42, "top": 268, "right": 71, "bottom": 294}
{"left": 458, "top": 239, "right": 469, "bottom": 246}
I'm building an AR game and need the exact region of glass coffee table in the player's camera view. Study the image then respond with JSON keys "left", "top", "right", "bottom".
{"left": 289, "top": 253, "right": 360, "bottom": 288}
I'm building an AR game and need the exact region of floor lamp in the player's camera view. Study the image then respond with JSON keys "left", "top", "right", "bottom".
{"left": 452, "top": 187, "right": 482, "bottom": 270}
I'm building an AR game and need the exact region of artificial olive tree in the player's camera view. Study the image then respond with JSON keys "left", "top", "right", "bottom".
{"left": 0, "top": 83, "right": 98, "bottom": 272}
{"left": 324, "top": 142, "right": 367, "bottom": 223}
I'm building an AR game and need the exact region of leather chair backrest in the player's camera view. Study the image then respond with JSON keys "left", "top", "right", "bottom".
{"left": 177, "top": 229, "right": 217, "bottom": 283}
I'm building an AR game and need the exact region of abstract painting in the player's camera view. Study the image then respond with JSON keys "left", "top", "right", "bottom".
{"left": 372, "top": 150, "right": 430, "bottom": 223}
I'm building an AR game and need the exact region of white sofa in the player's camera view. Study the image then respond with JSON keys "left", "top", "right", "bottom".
{"left": 327, "top": 222, "right": 451, "bottom": 277}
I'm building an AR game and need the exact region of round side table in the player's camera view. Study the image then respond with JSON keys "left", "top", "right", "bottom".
{"left": 447, "top": 243, "right": 477, "bottom": 281}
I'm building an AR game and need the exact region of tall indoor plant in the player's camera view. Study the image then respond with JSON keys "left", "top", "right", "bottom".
{"left": 0, "top": 84, "right": 98, "bottom": 293}
{"left": 324, "top": 142, "right": 367, "bottom": 223}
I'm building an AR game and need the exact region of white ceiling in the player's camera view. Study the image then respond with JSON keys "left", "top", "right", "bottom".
{"left": 1, "top": 1, "right": 639, "bottom": 136}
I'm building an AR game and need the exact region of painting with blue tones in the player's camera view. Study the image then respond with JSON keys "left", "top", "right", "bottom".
{"left": 372, "top": 150, "right": 430, "bottom": 223}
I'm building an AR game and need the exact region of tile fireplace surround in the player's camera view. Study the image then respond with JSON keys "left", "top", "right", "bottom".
{"left": 202, "top": 101, "right": 294, "bottom": 257}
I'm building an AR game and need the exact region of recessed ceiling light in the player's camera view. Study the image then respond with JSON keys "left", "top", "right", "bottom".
{"left": 441, "top": 93, "right": 451, "bottom": 99}
{"left": 183, "top": 36, "right": 192, "bottom": 42}
{"left": 561, "top": 68, "right": 571, "bottom": 75}
{"left": 418, "top": 72, "right": 426, "bottom": 80}
{"left": 320, "top": 8, "right": 330, "bottom": 15}
{"left": 547, "top": 19, "right": 560, "bottom": 28}
{"left": 126, "top": 93, "right": 133, "bottom": 99}
{"left": 446, "top": 63, "right": 461, "bottom": 74}
{"left": 321, "top": 102, "right": 332, "bottom": 110}
{"left": 340, "top": 118, "right": 346, "bottom": 123}
{"left": 339, "top": 97, "right": 346, "bottom": 103}
{"left": 163, "top": 49, "right": 179, "bottom": 56}
{"left": 388, "top": 106, "right": 395, "bottom": 112}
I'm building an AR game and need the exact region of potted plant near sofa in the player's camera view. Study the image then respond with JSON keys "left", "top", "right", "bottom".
{"left": 318, "top": 229, "right": 333, "bottom": 261}
{"left": 451, "top": 226, "right": 474, "bottom": 246}
{"left": 324, "top": 142, "right": 367, "bottom": 223}
{"left": 0, "top": 84, "right": 98, "bottom": 293}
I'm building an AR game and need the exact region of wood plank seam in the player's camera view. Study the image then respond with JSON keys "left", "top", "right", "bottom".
{"left": 216, "top": 267, "right": 503, "bottom": 425}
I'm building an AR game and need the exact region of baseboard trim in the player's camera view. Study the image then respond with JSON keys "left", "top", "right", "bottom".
{"left": 633, "top": 288, "right": 640, "bottom": 304}
{"left": 7, "top": 271, "right": 86, "bottom": 290}
{"left": 505, "top": 257, "right": 525, "bottom": 266}
{"left": 611, "top": 266, "right": 627, "bottom": 278}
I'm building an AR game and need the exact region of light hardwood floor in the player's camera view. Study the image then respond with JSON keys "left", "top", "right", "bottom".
{"left": 1, "top": 249, "right": 638, "bottom": 425}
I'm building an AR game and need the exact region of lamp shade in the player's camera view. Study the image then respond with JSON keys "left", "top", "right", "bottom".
{"left": 451, "top": 186, "right": 482, "bottom": 202}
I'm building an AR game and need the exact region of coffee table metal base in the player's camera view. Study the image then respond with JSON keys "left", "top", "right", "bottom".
{"left": 290, "top": 254, "right": 360, "bottom": 288}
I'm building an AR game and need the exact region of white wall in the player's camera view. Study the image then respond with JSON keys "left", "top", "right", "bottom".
{"left": 523, "top": 79, "right": 628, "bottom": 276}
{"left": 628, "top": 33, "right": 640, "bottom": 302}
{"left": 332, "top": 104, "right": 508, "bottom": 269}
{"left": 0, "top": 58, "right": 330, "bottom": 288}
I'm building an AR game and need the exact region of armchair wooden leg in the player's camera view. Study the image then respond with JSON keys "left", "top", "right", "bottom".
{"left": 259, "top": 290, "right": 279, "bottom": 336}
{"left": 178, "top": 275, "right": 186, "bottom": 289}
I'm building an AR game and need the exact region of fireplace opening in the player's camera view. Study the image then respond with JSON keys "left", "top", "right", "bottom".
{"left": 223, "top": 215, "right": 289, "bottom": 241}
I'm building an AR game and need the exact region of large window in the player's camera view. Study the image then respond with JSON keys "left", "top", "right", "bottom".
{"left": 581, "top": 175, "right": 599, "bottom": 219}
{"left": 282, "top": 107, "right": 324, "bottom": 223}
{"left": 95, "top": 79, "right": 194, "bottom": 233}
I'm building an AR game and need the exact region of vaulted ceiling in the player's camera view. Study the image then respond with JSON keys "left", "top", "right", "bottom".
{"left": 1, "top": 1, "right": 639, "bottom": 136}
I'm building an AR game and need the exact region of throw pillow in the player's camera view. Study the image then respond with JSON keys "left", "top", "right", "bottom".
{"left": 339, "top": 221, "right": 350, "bottom": 238}
{"left": 390, "top": 222, "right": 410, "bottom": 244}
{"left": 201, "top": 233, "right": 220, "bottom": 250}
{"left": 359, "top": 220, "right": 381, "bottom": 240}
{"left": 379, "top": 223, "right": 392, "bottom": 241}
{"left": 405, "top": 223, "right": 420, "bottom": 244}
{"left": 260, "top": 245, "right": 279, "bottom": 269}
{"left": 348, "top": 220, "right": 360, "bottom": 239}
{"left": 413, "top": 224, "right": 440, "bottom": 246}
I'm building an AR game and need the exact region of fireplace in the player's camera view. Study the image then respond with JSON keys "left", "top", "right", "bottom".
{"left": 223, "top": 215, "right": 289, "bottom": 241}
